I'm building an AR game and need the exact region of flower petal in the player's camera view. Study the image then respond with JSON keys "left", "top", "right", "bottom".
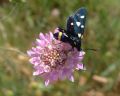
{"left": 39, "top": 33, "right": 45, "bottom": 40}
{"left": 79, "top": 51, "right": 85, "bottom": 57}
{"left": 69, "top": 75, "right": 74, "bottom": 82}
{"left": 76, "top": 64, "right": 84, "bottom": 70}
{"left": 45, "top": 79, "right": 50, "bottom": 86}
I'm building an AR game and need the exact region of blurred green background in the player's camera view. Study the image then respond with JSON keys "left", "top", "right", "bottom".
{"left": 0, "top": 0, "right": 120, "bottom": 96}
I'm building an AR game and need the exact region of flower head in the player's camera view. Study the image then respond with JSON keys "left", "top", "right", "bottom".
{"left": 27, "top": 29, "right": 85, "bottom": 86}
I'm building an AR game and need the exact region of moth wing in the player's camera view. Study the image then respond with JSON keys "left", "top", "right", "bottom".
{"left": 73, "top": 7, "right": 87, "bottom": 35}
{"left": 66, "top": 16, "right": 75, "bottom": 35}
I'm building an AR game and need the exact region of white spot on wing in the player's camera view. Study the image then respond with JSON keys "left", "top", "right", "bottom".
{"left": 78, "top": 33, "right": 81, "bottom": 38}
{"left": 71, "top": 22, "right": 74, "bottom": 25}
{"left": 80, "top": 15, "right": 85, "bottom": 19}
{"left": 76, "top": 22, "right": 81, "bottom": 27}
{"left": 81, "top": 25, "right": 84, "bottom": 28}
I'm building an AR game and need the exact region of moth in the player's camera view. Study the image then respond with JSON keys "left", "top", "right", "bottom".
{"left": 53, "top": 7, "right": 87, "bottom": 51}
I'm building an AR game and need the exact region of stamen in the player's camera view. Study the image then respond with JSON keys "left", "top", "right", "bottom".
{"left": 40, "top": 47, "right": 67, "bottom": 70}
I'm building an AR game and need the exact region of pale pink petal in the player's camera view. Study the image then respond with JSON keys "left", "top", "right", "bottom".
{"left": 45, "top": 79, "right": 50, "bottom": 86}
{"left": 39, "top": 33, "right": 45, "bottom": 40}
{"left": 69, "top": 75, "right": 74, "bottom": 82}
{"left": 79, "top": 51, "right": 85, "bottom": 57}
{"left": 76, "top": 64, "right": 84, "bottom": 70}
{"left": 27, "top": 50, "right": 34, "bottom": 57}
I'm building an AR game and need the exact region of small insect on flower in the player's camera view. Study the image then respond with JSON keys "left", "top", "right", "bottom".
{"left": 53, "top": 7, "right": 87, "bottom": 51}
{"left": 27, "top": 32, "right": 85, "bottom": 86}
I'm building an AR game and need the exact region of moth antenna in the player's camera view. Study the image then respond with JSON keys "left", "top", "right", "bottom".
{"left": 84, "top": 48, "right": 99, "bottom": 51}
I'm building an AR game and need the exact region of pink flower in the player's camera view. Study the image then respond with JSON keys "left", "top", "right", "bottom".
{"left": 27, "top": 29, "right": 85, "bottom": 86}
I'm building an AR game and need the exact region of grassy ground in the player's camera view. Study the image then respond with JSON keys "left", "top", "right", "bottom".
{"left": 0, "top": 0, "right": 120, "bottom": 96}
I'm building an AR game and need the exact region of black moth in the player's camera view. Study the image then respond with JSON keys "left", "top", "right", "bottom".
{"left": 53, "top": 7, "right": 87, "bottom": 51}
